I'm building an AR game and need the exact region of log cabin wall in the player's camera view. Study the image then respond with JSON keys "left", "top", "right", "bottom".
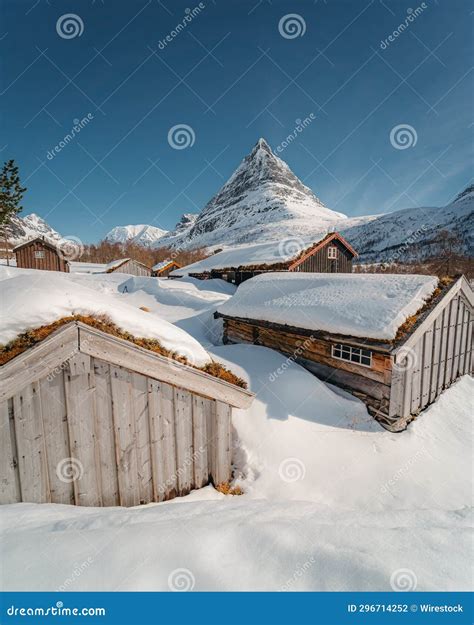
{"left": 15, "top": 240, "right": 69, "bottom": 272}
{"left": 291, "top": 239, "right": 353, "bottom": 273}
{"left": 223, "top": 317, "right": 392, "bottom": 418}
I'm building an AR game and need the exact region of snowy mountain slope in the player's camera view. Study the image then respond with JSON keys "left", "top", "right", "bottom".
{"left": 152, "top": 212, "right": 198, "bottom": 249}
{"left": 168, "top": 138, "right": 346, "bottom": 250}
{"left": 340, "top": 186, "right": 474, "bottom": 263}
{"left": 3, "top": 213, "right": 63, "bottom": 246}
{"left": 105, "top": 224, "right": 168, "bottom": 247}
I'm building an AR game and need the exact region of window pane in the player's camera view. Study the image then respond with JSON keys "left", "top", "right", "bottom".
{"left": 361, "top": 356, "right": 371, "bottom": 366}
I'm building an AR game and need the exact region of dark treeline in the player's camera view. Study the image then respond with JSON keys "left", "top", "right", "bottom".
{"left": 79, "top": 240, "right": 209, "bottom": 268}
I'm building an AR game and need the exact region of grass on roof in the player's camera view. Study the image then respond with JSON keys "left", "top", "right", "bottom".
{"left": 0, "top": 314, "right": 247, "bottom": 389}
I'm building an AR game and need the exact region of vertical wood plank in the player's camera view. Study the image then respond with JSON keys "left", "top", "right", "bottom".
{"left": 157, "top": 382, "right": 178, "bottom": 500}
{"left": 464, "top": 310, "right": 473, "bottom": 375}
{"left": 65, "top": 355, "right": 102, "bottom": 507}
{"left": 212, "top": 402, "right": 232, "bottom": 485}
{"left": 173, "top": 388, "right": 193, "bottom": 496}
{"left": 429, "top": 315, "right": 442, "bottom": 403}
{"left": 410, "top": 341, "right": 422, "bottom": 414}
{"left": 443, "top": 298, "right": 456, "bottom": 388}
{"left": 131, "top": 373, "right": 153, "bottom": 504}
{"left": 420, "top": 326, "right": 433, "bottom": 409}
{"left": 13, "top": 382, "right": 50, "bottom": 503}
{"left": 192, "top": 395, "right": 210, "bottom": 489}
{"left": 436, "top": 308, "right": 448, "bottom": 395}
{"left": 93, "top": 360, "right": 120, "bottom": 506}
{"left": 0, "top": 400, "right": 21, "bottom": 504}
{"left": 109, "top": 365, "right": 140, "bottom": 507}
{"left": 147, "top": 379, "right": 166, "bottom": 502}
{"left": 39, "top": 372, "right": 74, "bottom": 505}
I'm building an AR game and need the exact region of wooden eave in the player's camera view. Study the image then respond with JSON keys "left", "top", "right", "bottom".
{"left": 13, "top": 237, "right": 62, "bottom": 254}
{"left": 0, "top": 321, "right": 254, "bottom": 409}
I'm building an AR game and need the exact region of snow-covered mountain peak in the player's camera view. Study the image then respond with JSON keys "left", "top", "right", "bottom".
{"left": 453, "top": 184, "right": 474, "bottom": 204}
{"left": 105, "top": 224, "right": 168, "bottom": 247}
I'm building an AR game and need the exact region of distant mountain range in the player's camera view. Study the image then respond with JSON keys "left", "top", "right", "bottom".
{"left": 6, "top": 139, "right": 472, "bottom": 264}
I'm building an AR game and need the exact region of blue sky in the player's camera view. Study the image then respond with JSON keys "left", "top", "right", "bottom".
{"left": 1, "top": 0, "right": 472, "bottom": 242}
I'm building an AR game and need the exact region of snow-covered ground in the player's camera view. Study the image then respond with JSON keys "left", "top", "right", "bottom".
{"left": 0, "top": 269, "right": 472, "bottom": 592}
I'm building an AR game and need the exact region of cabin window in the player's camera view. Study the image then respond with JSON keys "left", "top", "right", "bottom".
{"left": 327, "top": 246, "right": 338, "bottom": 259}
{"left": 332, "top": 343, "right": 372, "bottom": 367}
{"left": 34, "top": 251, "right": 45, "bottom": 259}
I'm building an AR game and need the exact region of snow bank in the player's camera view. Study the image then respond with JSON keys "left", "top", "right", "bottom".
{"left": 218, "top": 272, "right": 438, "bottom": 340}
{"left": 0, "top": 267, "right": 210, "bottom": 365}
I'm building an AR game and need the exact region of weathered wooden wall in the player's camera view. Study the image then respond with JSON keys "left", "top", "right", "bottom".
{"left": 112, "top": 259, "right": 151, "bottom": 277}
{"left": 291, "top": 239, "right": 353, "bottom": 273}
{"left": 15, "top": 240, "right": 69, "bottom": 272}
{"left": 389, "top": 292, "right": 473, "bottom": 420}
{"left": 0, "top": 353, "right": 232, "bottom": 506}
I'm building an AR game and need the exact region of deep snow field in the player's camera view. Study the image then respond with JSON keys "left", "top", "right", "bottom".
{"left": 0, "top": 269, "right": 472, "bottom": 592}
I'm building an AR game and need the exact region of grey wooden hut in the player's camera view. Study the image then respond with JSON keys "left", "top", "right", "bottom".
{"left": 0, "top": 322, "right": 253, "bottom": 507}
{"left": 105, "top": 258, "right": 151, "bottom": 277}
{"left": 216, "top": 274, "right": 473, "bottom": 432}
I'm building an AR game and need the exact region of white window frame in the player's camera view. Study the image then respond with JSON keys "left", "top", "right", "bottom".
{"left": 34, "top": 250, "right": 45, "bottom": 259}
{"left": 331, "top": 343, "right": 372, "bottom": 368}
{"left": 327, "top": 246, "right": 338, "bottom": 259}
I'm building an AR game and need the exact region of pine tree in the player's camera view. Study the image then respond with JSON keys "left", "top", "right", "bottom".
{"left": 0, "top": 160, "right": 27, "bottom": 266}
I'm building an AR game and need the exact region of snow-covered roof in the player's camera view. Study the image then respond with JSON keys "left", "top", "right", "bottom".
{"left": 104, "top": 258, "right": 131, "bottom": 271}
{"left": 152, "top": 259, "right": 177, "bottom": 272}
{"left": 172, "top": 236, "right": 343, "bottom": 277}
{"left": 69, "top": 261, "right": 107, "bottom": 274}
{"left": 0, "top": 266, "right": 211, "bottom": 366}
{"left": 217, "top": 273, "right": 439, "bottom": 340}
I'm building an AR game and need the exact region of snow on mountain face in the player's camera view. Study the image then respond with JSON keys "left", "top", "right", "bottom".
{"left": 105, "top": 224, "right": 168, "bottom": 247}
{"left": 153, "top": 213, "right": 199, "bottom": 249}
{"left": 340, "top": 187, "right": 474, "bottom": 264}
{"left": 5, "top": 213, "right": 62, "bottom": 246}
{"left": 172, "top": 138, "right": 346, "bottom": 250}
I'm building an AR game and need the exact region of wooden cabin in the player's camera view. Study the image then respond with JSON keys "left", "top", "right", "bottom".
{"left": 105, "top": 258, "right": 151, "bottom": 277}
{"left": 170, "top": 232, "right": 357, "bottom": 285}
{"left": 216, "top": 273, "right": 473, "bottom": 432}
{"left": 14, "top": 237, "right": 70, "bottom": 273}
{"left": 151, "top": 259, "right": 181, "bottom": 278}
{"left": 0, "top": 321, "right": 254, "bottom": 507}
